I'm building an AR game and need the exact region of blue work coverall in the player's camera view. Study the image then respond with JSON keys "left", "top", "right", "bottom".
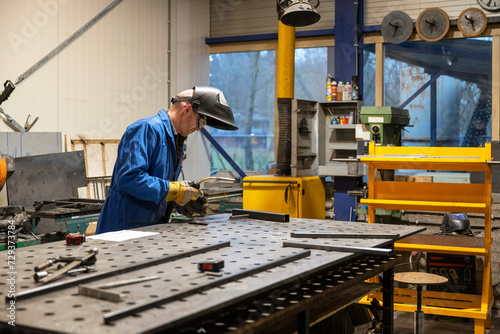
{"left": 96, "top": 109, "right": 178, "bottom": 234}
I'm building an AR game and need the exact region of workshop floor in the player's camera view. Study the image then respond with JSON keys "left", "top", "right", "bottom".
{"left": 393, "top": 309, "right": 500, "bottom": 333}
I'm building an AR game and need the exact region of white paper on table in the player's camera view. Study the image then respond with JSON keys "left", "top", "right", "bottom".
{"left": 87, "top": 230, "right": 159, "bottom": 242}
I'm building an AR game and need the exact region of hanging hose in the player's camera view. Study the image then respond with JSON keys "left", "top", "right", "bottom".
{"left": 276, "top": 98, "right": 292, "bottom": 175}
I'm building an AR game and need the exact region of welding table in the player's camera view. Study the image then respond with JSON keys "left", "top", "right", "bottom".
{"left": 1, "top": 214, "right": 423, "bottom": 334}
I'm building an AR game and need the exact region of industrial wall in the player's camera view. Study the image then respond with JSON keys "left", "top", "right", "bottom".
{"left": 210, "top": 0, "right": 335, "bottom": 38}
{"left": 210, "top": 0, "right": 500, "bottom": 38}
{"left": 0, "top": 0, "right": 211, "bottom": 183}
{"left": 364, "top": 0, "right": 500, "bottom": 26}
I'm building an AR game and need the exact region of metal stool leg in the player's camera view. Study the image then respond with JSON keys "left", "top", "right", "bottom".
{"left": 414, "top": 285, "right": 423, "bottom": 334}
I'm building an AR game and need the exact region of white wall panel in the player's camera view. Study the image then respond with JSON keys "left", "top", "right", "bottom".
{"left": 210, "top": 0, "right": 335, "bottom": 38}
{"left": 0, "top": 0, "right": 214, "bottom": 184}
{"left": 175, "top": 0, "right": 211, "bottom": 181}
{"left": 365, "top": 0, "right": 500, "bottom": 26}
{"left": 0, "top": 0, "right": 170, "bottom": 137}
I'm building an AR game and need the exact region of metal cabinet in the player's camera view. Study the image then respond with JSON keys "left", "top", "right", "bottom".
{"left": 290, "top": 99, "right": 365, "bottom": 178}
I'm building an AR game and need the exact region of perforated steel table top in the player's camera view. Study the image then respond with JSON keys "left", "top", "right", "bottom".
{"left": 0, "top": 214, "right": 424, "bottom": 333}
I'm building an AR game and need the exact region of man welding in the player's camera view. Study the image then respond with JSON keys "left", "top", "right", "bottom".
{"left": 96, "top": 86, "right": 238, "bottom": 234}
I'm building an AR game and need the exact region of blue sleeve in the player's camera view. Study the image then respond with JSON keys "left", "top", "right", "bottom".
{"left": 113, "top": 122, "right": 169, "bottom": 204}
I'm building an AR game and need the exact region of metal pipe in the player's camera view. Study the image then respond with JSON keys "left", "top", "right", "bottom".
{"left": 276, "top": 21, "right": 295, "bottom": 175}
{"left": 283, "top": 241, "right": 393, "bottom": 256}
{"left": 277, "top": 21, "right": 295, "bottom": 99}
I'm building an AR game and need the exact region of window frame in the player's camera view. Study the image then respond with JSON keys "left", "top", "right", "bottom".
{"left": 209, "top": 37, "right": 334, "bottom": 159}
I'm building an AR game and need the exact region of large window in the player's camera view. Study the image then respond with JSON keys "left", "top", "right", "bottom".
{"left": 209, "top": 51, "right": 275, "bottom": 174}
{"left": 294, "top": 47, "right": 328, "bottom": 102}
{"left": 363, "top": 37, "right": 492, "bottom": 147}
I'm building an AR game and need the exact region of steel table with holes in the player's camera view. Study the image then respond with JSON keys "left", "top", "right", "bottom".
{"left": 0, "top": 214, "right": 424, "bottom": 334}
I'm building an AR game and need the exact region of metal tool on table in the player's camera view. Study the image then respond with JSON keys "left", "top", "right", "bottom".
{"left": 34, "top": 255, "right": 86, "bottom": 272}
{"left": 37, "top": 248, "right": 98, "bottom": 284}
{"left": 34, "top": 266, "right": 96, "bottom": 282}
{"left": 79, "top": 276, "right": 160, "bottom": 302}
{"left": 16, "top": 241, "right": 231, "bottom": 301}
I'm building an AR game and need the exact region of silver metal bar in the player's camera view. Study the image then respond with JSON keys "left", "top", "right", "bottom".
{"left": 97, "top": 276, "right": 160, "bottom": 289}
{"left": 103, "top": 250, "right": 311, "bottom": 324}
{"left": 290, "top": 232, "right": 400, "bottom": 239}
{"left": 231, "top": 209, "right": 289, "bottom": 222}
{"left": 283, "top": 241, "right": 393, "bottom": 256}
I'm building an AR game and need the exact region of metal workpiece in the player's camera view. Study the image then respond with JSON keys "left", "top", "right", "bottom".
{"left": 0, "top": 214, "right": 423, "bottom": 333}
{"left": 290, "top": 232, "right": 400, "bottom": 239}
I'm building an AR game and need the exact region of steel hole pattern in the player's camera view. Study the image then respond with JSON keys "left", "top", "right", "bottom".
{"left": 0, "top": 214, "right": 419, "bottom": 333}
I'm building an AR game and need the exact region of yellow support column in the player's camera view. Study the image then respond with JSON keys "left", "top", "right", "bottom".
{"left": 277, "top": 21, "right": 295, "bottom": 99}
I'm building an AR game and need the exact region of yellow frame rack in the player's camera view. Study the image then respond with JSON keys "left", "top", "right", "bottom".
{"left": 359, "top": 142, "right": 493, "bottom": 334}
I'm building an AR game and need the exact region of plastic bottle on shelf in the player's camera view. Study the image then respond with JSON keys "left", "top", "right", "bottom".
{"left": 336, "top": 81, "right": 344, "bottom": 101}
{"left": 331, "top": 77, "right": 337, "bottom": 101}
{"left": 352, "top": 75, "right": 359, "bottom": 101}
{"left": 344, "top": 82, "right": 352, "bottom": 101}
{"left": 326, "top": 75, "right": 332, "bottom": 101}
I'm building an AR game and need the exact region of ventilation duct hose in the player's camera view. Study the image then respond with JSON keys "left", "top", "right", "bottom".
{"left": 277, "top": 98, "right": 292, "bottom": 176}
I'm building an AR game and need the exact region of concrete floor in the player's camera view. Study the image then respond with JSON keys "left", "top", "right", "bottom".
{"left": 394, "top": 309, "right": 500, "bottom": 333}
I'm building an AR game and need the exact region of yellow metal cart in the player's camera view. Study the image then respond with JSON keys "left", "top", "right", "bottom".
{"left": 359, "top": 142, "right": 493, "bottom": 334}
{"left": 242, "top": 175, "right": 325, "bottom": 219}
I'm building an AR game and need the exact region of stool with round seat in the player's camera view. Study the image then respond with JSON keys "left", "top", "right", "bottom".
{"left": 394, "top": 272, "right": 448, "bottom": 334}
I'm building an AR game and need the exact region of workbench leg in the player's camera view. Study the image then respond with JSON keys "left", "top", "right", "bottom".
{"left": 297, "top": 309, "right": 310, "bottom": 334}
{"left": 474, "top": 319, "right": 485, "bottom": 334}
{"left": 382, "top": 268, "right": 394, "bottom": 334}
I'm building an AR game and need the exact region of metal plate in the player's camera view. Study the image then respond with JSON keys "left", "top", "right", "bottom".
{"left": 458, "top": 8, "right": 487, "bottom": 37}
{"left": 6, "top": 151, "right": 87, "bottom": 208}
{"left": 381, "top": 11, "right": 414, "bottom": 44}
{"left": 0, "top": 215, "right": 424, "bottom": 333}
{"left": 416, "top": 8, "right": 450, "bottom": 42}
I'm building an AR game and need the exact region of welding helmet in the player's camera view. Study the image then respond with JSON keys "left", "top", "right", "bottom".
{"left": 171, "top": 86, "right": 238, "bottom": 131}
{"left": 440, "top": 212, "right": 472, "bottom": 235}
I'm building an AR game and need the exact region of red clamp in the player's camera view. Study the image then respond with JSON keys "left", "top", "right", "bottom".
{"left": 198, "top": 260, "right": 224, "bottom": 272}
{"left": 66, "top": 233, "right": 86, "bottom": 245}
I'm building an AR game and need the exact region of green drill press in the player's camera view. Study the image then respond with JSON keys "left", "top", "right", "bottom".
{"left": 360, "top": 106, "right": 410, "bottom": 145}
{"left": 358, "top": 106, "right": 410, "bottom": 223}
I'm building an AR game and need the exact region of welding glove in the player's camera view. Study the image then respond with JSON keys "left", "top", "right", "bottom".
{"left": 178, "top": 196, "right": 208, "bottom": 217}
{"left": 165, "top": 180, "right": 204, "bottom": 206}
